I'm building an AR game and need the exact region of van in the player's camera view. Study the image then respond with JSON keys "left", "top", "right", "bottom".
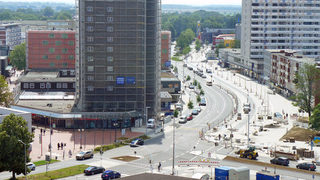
{"left": 147, "top": 119, "right": 156, "bottom": 128}
{"left": 206, "top": 81, "right": 212, "bottom": 86}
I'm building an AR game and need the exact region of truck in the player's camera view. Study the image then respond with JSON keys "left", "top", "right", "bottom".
{"left": 237, "top": 146, "right": 258, "bottom": 160}
{"left": 256, "top": 172, "right": 280, "bottom": 180}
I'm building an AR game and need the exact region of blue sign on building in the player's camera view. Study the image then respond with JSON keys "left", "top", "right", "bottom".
{"left": 165, "top": 61, "right": 171, "bottom": 67}
{"left": 116, "top": 77, "right": 125, "bottom": 85}
{"left": 127, "top": 77, "right": 136, "bottom": 84}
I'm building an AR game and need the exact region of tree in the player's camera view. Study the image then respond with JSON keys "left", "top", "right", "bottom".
{"left": 215, "top": 42, "right": 225, "bottom": 57}
{"left": 293, "top": 64, "right": 320, "bottom": 117}
{"left": 9, "top": 43, "right": 26, "bottom": 70}
{"left": 193, "top": 80, "right": 198, "bottom": 86}
{"left": 200, "top": 89, "right": 205, "bottom": 96}
{"left": 196, "top": 95, "right": 201, "bottom": 103}
{"left": 42, "top": 7, "right": 54, "bottom": 17}
{"left": 186, "top": 75, "right": 191, "bottom": 81}
{"left": 233, "top": 39, "right": 241, "bottom": 48}
{"left": 310, "top": 103, "right": 320, "bottom": 130}
{"left": 173, "top": 109, "right": 179, "bottom": 118}
{"left": 0, "top": 75, "right": 13, "bottom": 107}
{"left": 188, "top": 101, "right": 194, "bottom": 109}
{"left": 0, "top": 114, "right": 34, "bottom": 179}
{"left": 198, "top": 84, "right": 202, "bottom": 90}
{"left": 195, "top": 39, "right": 202, "bottom": 51}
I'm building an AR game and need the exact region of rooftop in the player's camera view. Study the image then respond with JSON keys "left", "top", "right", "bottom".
{"left": 160, "top": 91, "right": 172, "bottom": 99}
{"left": 20, "top": 71, "right": 75, "bottom": 82}
{"left": 16, "top": 99, "right": 75, "bottom": 114}
{"left": 266, "top": 49, "right": 316, "bottom": 64}
{"left": 28, "top": 30, "right": 75, "bottom": 34}
{"left": 0, "top": 107, "right": 29, "bottom": 116}
{"left": 161, "top": 72, "right": 180, "bottom": 81}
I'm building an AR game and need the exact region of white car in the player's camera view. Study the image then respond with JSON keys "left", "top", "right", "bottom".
{"left": 194, "top": 106, "right": 201, "bottom": 113}
{"left": 179, "top": 116, "right": 187, "bottom": 124}
{"left": 27, "top": 162, "right": 36, "bottom": 171}
{"left": 147, "top": 119, "right": 156, "bottom": 128}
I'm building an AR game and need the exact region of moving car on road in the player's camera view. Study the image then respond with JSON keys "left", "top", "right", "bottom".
{"left": 130, "top": 138, "right": 144, "bottom": 147}
{"left": 296, "top": 163, "right": 316, "bottom": 171}
{"left": 84, "top": 166, "right": 105, "bottom": 175}
{"left": 206, "top": 80, "right": 212, "bottom": 86}
{"left": 179, "top": 115, "right": 187, "bottom": 124}
{"left": 101, "top": 170, "right": 121, "bottom": 180}
{"left": 147, "top": 119, "right": 156, "bottom": 128}
{"left": 27, "top": 162, "right": 36, "bottom": 171}
{"left": 76, "top": 150, "right": 94, "bottom": 160}
{"left": 270, "top": 157, "right": 289, "bottom": 166}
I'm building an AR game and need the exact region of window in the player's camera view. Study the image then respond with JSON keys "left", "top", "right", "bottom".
{"left": 107, "top": 7, "right": 113, "bottom": 12}
{"left": 88, "top": 66, "right": 94, "bottom": 72}
{"left": 62, "top": 48, "right": 68, "bottom": 54}
{"left": 87, "top": 36, "right": 94, "bottom": 42}
{"left": 162, "top": 49, "right": 167, "bottom": 54}
{"left": 162, "top": 34, "right": 168, "bottom": 40}
{"left": 107, "top": 75, "right": 113, "bottom": 81}
{"left": 87, "top": 16, "right": 93, "bottom": 22}
{"left": 42, "top": 55, "right": 48, "bottom": 60}
{"left": 87, "top": 46, "right": 94, "bottom": 52}
{"left": 68, "top": 55, "right": 74, "bottom": 60}
{"left": 107, "top": 26, "right": 113, "bottom": 32}
{"left": 68, "top": 41, "right": 74, "bottom": 46}
{"left": 88, "top": 86, "right": 94, "bottom": 91}
{"left": 42, "top": 40, "right": 49, "bottom": 45}
{"left": 50, "top": 62, "right": 55, "bottom": 67}
{"left": 62, "top": 62, "right": 68, "bottom": 67}
{"left": 87, "top": 56, "right": 94, "bottom": 62}
{"left": 49, "top": 33, "right": 55, "bottom": 38}
{"left": 107, "top": 17, "right": 113, "bottom": 22}
{"left": 107, "top": 66, "right": 113, "bottom": 72}
{"left": 61, "top": 34, "right": 68, "bottom": 39}
{"left": 40, "top": 83, "right": 45, "bottom": 89}
{"left": 46, "top": 83, "right": 51, "bottom": 88}
{"left": 62, "top": 83, "right": 68, "bottom": 88}
{"left": 107, "top": 56, "right": 113, "bottom": 62}
{"left": 87, "top": 76, "right": 94, "bottom": 80}
{"left": 57, "top": 83, "right": 62, "bottom": 88}
{"left": 87, "top": 26, "right": 93, "bottom": 32}
{"left": 23, "top": 83, "right": 28, "bottom": 89}
{"left": 29, "top": 83, "right": 35, "bottom": 89}
{"left": 107, "top": 47, "right": 113, "bottom": 52}
{"left": 107, "top": 37, "right": 113, "bottom": 42}
{"left": 49, "top": 48, "right": 55, "bottom": 53}
{"left": 70, "top": 70, "right": 75, "bottom": 76}
{"left": 56, "top": 55, "right": 61, "bottom": 60}
{"left": 107, "top": 86, "right": 113, "bottom": 91}
{"left": 55, "top": 41, "right": 62, "bottom": 45}
{"left": 62, "top": 71, "right": 67, "bottom": 76}
{"left": 87, "top": 6, "right": 93, "bottom": 12}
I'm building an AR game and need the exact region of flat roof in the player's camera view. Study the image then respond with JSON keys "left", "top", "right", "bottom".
{"left": 16, "top": 99, "right": 75, "bottom": 114}
{"left": 161, "top": 72, "right": 180, "bottom": 81}
{"left": 266, "top": 49, "right": 315, "bottom": 64}
{"left": 0, "top": 107, "right": 30, "bottom": 116}
{"left": 160, "top": 91, "right": 172, "bottom": 99}
{"left": 20, "top": 71, "right": 75, "bottom": 82}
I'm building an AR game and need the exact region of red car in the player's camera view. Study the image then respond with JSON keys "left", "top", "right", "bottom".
{"left": 187, "top": 114, "right": 193, "bottom": 121}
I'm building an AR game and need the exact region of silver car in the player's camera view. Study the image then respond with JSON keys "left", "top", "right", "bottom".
{"left": 179, "top": 116, "right": 187, "bottom": 124}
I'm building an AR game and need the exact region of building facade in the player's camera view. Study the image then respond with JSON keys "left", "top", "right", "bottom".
{"left": 268, "top": 49, "right": 315, "bottom": 96}
{"left": 241, "top": 0, "right": 320, "bottom": 79}
{"left": 161, "top": 31, "right": 171, "bottom": 70}
{"left": 76, "top": 0, "right": 161, "bottom": 121}
{"left": 27, "top": 30, "right": 75, "bottom": 70}
{"left": 0, "top": 23, "right": 21, "bottom": 50}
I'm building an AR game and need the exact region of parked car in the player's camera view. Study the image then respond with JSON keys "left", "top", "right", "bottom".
{"left": 270, "top": 157, "right": 289, "bottom": 166}
{"left": 192, "top": 109, "right": 199, "bottom": 115}
{"left": 189, "top": 85, "right": 195, "bottom": 89}
{"left": 76, "top": 150, "right": 94, "bottom": 160}
{"left": 187, "top": 114, "right": 193, "bottom": 121}
{"left": 84, "top": 166, "right": 105, "bottom": 175}
{"left": 201, "top": 74, "right": 207, "bottom": 78}
{"left": 179, "top": 115, "right": 187, "bottom": 124}
{"left": 296, "top": 163, "right": 316, "bottom": 171}
{"left": 194, "top": 106, "right": 201, "bottom": 112}
{"left": 175, "top": 103, "right": 183, "bottom": 111}
{"left": 130, "top": 138, "right": 144, "bottom": 147}
{"left": 147, "top": 119, "right": 156, "bottom": 128}
{"left": 199, "top": 98, "right": 206, "bottom": 106}
{"left": 183, "top": 63, "right": 187, "bottom": 67}
{"left": 101, "top": 170, "right": 121, "bottom": 180}
{"left": 27, "top": 162, "right": 36, "bottom": 171}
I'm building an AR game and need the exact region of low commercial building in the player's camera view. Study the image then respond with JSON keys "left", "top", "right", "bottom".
{"left": 213, "top": 34, "right": 235, "bottom": 49}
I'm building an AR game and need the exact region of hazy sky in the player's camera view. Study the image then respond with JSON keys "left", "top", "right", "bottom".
{"left": 6, "top": 0, "right": 242, "bottom": 5}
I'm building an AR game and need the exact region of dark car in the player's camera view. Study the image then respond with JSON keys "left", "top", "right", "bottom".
{"left": 101, "top": 170, "right": 121, "bottom": 180}
{"left": 270, "top": 157, "right": 289, "bottom": 166}
{"left": 84, "top": 166, "right": 105, "bottom": 175}
{"left": 130, "top": 138, "right": 144, "bottom": 147}
{"left": 296, "top": 163, "right": 316, "bottom": 171}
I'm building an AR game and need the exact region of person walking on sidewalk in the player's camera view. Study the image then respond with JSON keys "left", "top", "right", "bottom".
{"left": 158, "top": 162, "right": 161, "bottom": 172}
{"left": 57, "top": 143, "right": 60, "bottom": 150}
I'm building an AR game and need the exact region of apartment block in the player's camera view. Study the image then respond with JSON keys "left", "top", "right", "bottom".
{"left": 27, "top": 30, "right": 75, "bottom": 71}
{"left": 0, "top": 23, "right": 21, "bottom": 50}
{"left": 76, "top": 0, "right": 161, "bottom": 123}
{"left": 161, "top": 31, "right": 171, "bottom": 69}
{"left": 241, "top": 0, "right": 320, "bottom": 79}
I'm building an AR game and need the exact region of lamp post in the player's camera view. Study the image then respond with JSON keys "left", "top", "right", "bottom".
{"left": 172, "top": 116, "right": 176, "bottom": 175}
{"left": 113, "top": 121, "right": 118, "bottom": 143}
{"left": 145, "top": 107, "right": 150, "bottom": 135}
{"left": 49, "top": 116, "right": 52, "bottom": 163}
{"left": 18, "top": 140, "right": 27, "bottom": 180}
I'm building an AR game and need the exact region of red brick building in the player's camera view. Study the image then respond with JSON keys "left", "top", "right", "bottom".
{"left": 27, "top": 30, "right": 75, "bottom": 70}
{"left": 161, "top": 31, "right": 171, "bottom": 70}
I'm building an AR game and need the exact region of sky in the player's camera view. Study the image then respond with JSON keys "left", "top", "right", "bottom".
{"left": 6, "top": 0, "right": 242, "bottom": 6}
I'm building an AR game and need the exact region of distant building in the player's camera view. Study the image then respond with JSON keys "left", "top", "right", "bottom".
{"left": 213, "top": 34, "right": 235, "bottom": 49}
{"left": 0, "top": 107, "right": 32, "bottom": 132}
{"left": 0, "top": 45, "right": 9, "bottom": 56}
{"left": 0, "top": 56, "right": 8, "bottom": 76}
{"left": 0, "top": 23, "right": 22, "bottom": 50}
{"left": 235, "top": 23, "right": 241, "bottom": 40}
{"left": 161, "top": 31, "right": 171, "bottom": 70}
{"left": 26, "top": 30, "right": 75, "bottom": 71}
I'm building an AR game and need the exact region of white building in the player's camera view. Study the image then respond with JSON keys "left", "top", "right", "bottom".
{"left": 0, "top": 107, "right": 32, "bottom": 132}
{"left": 0, "top": 23, "right": 22, "bottom": 50}
{"left": 241, "top": 0, "right": 320, "bottom": 79}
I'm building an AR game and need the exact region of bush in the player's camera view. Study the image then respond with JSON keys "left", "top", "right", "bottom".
{"left": 197, "top": 95, "right": 201, "bottom": 103}
{"left": 186, "top": 75, "right": 191, "bottom": 81}
{"left": 188, "top": 101, "right": 194, "bottom": 109}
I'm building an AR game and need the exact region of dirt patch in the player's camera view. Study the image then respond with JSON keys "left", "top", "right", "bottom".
{"left": 280, "top": 127, "right": 318, "bottom": 141}
{"left": 111, "top": 156, "right": 139, "bottom": 162}
{"left": 264, "top": 123, "right": 281, "bottom": 128}
{"left": 297, "top": 116, "right": 309, "bottom": 123}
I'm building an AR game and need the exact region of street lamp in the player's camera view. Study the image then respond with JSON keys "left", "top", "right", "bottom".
{"left": 113, "top": 121, "right": 119, "bottom": 143}
{"left": 145, "top": 107, "right": 150, "bottom": 135}
{"left": 172, "top": 115, "right": 176, "bottom": 175}
{"left": 18, "top": 140, "right": 27, "bottom": 180}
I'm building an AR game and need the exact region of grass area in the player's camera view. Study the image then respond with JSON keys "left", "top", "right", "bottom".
{"left": 297, "top": 116, "right": 309, "bottom": 123}
{"left": 111, "top": 156, "right": 139, "bottom": 162}
{"left": 17, "top": 164, "right": 89, "bottom": 180}
{"left": 93, "top": 135, "right": 150, "bottom": 153}
{"left": 171, "top": 56, "right": 181, "bottom": 61}
{"left": 281, "top": 126, "right": 318, "bottom": 141}
{"left": 33, "top": 159, "right": 60, "bottom": 166}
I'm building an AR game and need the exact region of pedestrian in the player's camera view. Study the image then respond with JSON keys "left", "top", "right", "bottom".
{"left": 64, "top": 143, "right": 66, "bottom": 147}
{"left": 218, "top": 134, "right": 221, "bottom": 141}
{"left": 69, "top": 149, "right": 72, "bottom": 158}
{"left": 58, "top": 143, "right": 60, "bottom": 150}
{"left": 61, "top": 142, "right": 64, "bottom": 150}
{"left": 158, "top": 162, "right": 161, "bottom": 172}
{"left": 63, "top": 150, "right": 65, "bottom": 160}
{"left": 40, "top": 128, "right": 43, "bottom": 135}
{"left": 48, "top": 144, "right": 51, "bottom": 151}
{"left": 44, "top": 129, "right": 46, "bottom": 136}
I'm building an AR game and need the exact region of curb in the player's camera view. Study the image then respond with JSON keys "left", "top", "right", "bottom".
{"left": 223, "top": 156, "right": 320, "bottom": 176}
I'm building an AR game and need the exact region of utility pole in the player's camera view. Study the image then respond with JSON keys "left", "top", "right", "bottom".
{"left": 172, "top": 117, "right": 176, "bottom": 175}
{"left": 18, "top": 140, "right": 27, "bottom": 180}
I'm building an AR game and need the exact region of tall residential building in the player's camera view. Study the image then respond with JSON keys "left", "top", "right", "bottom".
{"left": 0, "top": 23, "right": 21, "bottom": 50}
{"left": 27, "top": 30, "right": 75, "bottom": 71}
{"left": 161, "top": 31, "right": 171, "bottom": 70}
{"left": 76, "top": 0, "right": 161, "bottom": 120}
{"left": 241, "top": 0, "right": 320, "bottom": 79}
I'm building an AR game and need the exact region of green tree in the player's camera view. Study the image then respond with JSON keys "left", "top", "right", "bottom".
{"left": 310, "top": 103, "right": 320, "bottom": 130}
{"left": 182, "top": 46, "right": 191, "bottom": 55}
{"left": 195, "top": 39, "right": 202, "bottom": 51}
{"left": 215, "top": 42, "right": 225, "bottom": 57}
{"left": 198, "top": 84, "right": 202, "bottom": 90}
{"left": 42, "top": 7, "right": 54, "bottom": 17}
{"left": 9, "top": 42, "right": 26, "bottom": 70}
{"left": 0, "top": 75, "right": 12, "bottom": 107}
{"left": 196, "top": 95, "right": 201, "bottom": 103}
{"left": 193, "top": 79, "right": 198, "bottom": 86}
{"left": 173, "top": 109, "right": 179, "bottom": 118}
{"left": 173, "top": 66, "right": 178, "bottom": 73}
{"left": 186, "top": 75, "right": 191, "bottom": 81}
{"left": 232, "top": 39, "right": 241, "bottom": 48}
{"left": 188, "top": 101, "right": 194, "bottom": 109}
{"left": 0, "top": 114, "right": 34, "bottom": 179}
{"left": 200, "top": 89, "right": 205, "bottom": 96}
{"left": 293, "top": 64, "right": 320, "bottom": 117}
